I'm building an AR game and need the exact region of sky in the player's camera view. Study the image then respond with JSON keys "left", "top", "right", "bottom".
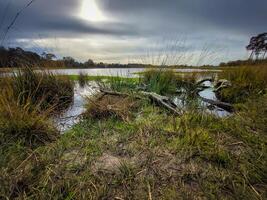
{"left": 0, "top": 0, "right": 266, "bottom": 65}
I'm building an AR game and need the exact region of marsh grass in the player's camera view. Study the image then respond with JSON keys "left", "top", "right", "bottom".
{"left": 10, "top": 67, "right": 74, "bottom": 111}
{"left": 0, "top": 93, "right": 266, "bottom": 199}
{"left": 0, "top": 68, "right": 74, "bottom": 146}
{"left": 78, "top": 72, "right": 88, "bottom": 87}
{"left": 218, "top": 65, "right": 267, "bottom": 103}
{"left": 142, "top": 69, "right": 177, "bottom": 94}
{"left": 0, "top": 86, "right": 59, "bottom": 147}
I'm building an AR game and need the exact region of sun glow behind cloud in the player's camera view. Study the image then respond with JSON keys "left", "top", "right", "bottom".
{"left": 80, "top": 0, "right": 106, "bottom": 22}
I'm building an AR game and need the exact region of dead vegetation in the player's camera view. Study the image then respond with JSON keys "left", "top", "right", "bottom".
{"left": 84, "top": 94, "right": 139, "bottom": 122}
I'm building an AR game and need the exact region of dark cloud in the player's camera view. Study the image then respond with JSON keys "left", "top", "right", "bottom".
{"left": 0, "top": 0, "right": 266, "bottom": 63}
{"left": 99, "top": 0, "right": 267, "bottom": 34}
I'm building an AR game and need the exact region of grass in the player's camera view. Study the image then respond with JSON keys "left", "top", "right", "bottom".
{"left": 84, "top": 94, "right": 139, "bottom": 122}
{"left": 0, "top": 64, "right": 266, "bottom": 199}
{"left": 8, "top": 68, "right": 74, "bottom": 111}
{"left": 218, "top": 65, "right": 267, "bottom": 103}
{"left": 0, "top": 89, "right": 58, "bottom": 147}
{"left": 0, "top": 68, "right": 73, "bottom": 146}
{"left": 1, "top": 92, "right": 266, "bottom": 199}
{"left": 77, "top": 72, "right": 88, "bottom": 87}
{"left": 142, "top": 69, "right": 178, "bottom": 95}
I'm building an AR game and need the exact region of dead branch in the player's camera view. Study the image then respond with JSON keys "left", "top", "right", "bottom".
{"left": 99, "top": 89, "right": 181, "bottom": 115}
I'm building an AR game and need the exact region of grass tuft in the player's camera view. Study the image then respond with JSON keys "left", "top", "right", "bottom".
{"left": 10, "top": 67, "right": 74, "bottom": 111}
{"left": 142, "top": 69, "right": 177, "bottom": 95}
{"left": 218, "top": 66, "right": 267, "bottom": 103}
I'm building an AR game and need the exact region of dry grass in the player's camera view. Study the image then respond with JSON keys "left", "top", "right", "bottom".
{"left": 218, "top": 65, "right": 267, "bottom": 103}
{"left": 84, "top": 94, "right": 139, "bottom": 122}
{"left": 0, "top": 84, "right": 59, "bottom": 147}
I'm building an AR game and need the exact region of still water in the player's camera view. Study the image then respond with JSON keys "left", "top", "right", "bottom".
{"left": 38, "top": 68, "right": 221, "bottom": 78}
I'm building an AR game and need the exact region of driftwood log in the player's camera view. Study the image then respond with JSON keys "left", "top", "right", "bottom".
{"left": 99, "top": 89, "right": 181, "bottom": 115}
{"left": 199, "top": 96, "right": 234, "bottom": 112}
{"left": 141, "top": 91, "right": 182, "bottom": 115}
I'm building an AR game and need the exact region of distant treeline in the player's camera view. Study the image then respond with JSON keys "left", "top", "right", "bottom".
{"left": 219, "top": 58, "right": 267, "bottom": 67}
{"left": 3, "top": 46, "right": 266, "bottom": 69}
{"left": 0, "top": 46, "right": 148, "bottom": 69}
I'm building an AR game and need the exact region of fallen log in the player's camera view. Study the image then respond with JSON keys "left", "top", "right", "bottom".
{"left": 99, "top": 89, "right": 182, "bottom": 115}
{"left": 199, "top": 96, "right": 234, "bottom": 112}
{"left": 141, "top": 91, "right": 182, "bottom": 115}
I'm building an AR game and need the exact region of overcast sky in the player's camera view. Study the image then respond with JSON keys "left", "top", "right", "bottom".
{"left": 0, "top": 0, "right": 266, "bottom": 65}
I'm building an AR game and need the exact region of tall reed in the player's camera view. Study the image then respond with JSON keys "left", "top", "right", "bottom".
{"left": 0, "top": 84, "right": 58, "bottom": 147}
{"left": 11, "top": 67, "right": 74, "bottom": 111}
{"left": 142, "top": 69, "right": 177, "bottom": 95}
{"left": 218, "top": 66, "right": 267, "bottom": 103}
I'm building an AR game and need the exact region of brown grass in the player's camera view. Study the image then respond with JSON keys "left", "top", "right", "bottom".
{"left": 84, "top": 94, "right": 139, "bottom": 122}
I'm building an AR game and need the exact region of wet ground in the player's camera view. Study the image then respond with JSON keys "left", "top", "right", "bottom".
{"left": 55, "top": 79, "right": 230, "bottom": 132}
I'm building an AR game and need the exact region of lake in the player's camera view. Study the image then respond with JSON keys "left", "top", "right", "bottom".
{"left": 37, "top": 67, "right": 222, "bottom": 78}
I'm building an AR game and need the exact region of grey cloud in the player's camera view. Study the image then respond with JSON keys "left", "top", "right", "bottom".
{"left": 0, "top": 0, "right": 140, "bottom": 40}
{"left": 99, "top": 0, "right": 267, "bottom": 34}
{"left": 0, "top": 0, "right": 266, "bottom": 64}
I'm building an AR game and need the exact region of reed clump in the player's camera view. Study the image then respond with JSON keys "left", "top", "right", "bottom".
{"left": 10, "top": 68, "right": 74, "bottom": 111}
{"left": 218, "top": 66, "right": 267, "bottom": 103}
{"left": 142, "top": 69, "right": 177, "bottom": 94}
{"left": 0, "top": 68, "right": 74, "bottom": 146}
{"left": 0, "top": 86, "right": 58, "bottom": 147}
{"left": 78, "top": 72, "right": 88, "bottom": 87}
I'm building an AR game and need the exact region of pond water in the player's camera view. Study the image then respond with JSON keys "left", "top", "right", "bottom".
{"left": 53, "top": 82, "right": 99, "bottom": 132}
{"left": 37, "top": 68, "right": 221, "bottom": 78}
{"left": 55, "top": 79, "right": 230, "bottom": 132}
{"left": 198, "top": 82, "right": 230, "bottom": 118}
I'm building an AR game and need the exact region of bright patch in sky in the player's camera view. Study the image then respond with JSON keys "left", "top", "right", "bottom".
{"left": 80, "top": 0, "right": 106, "bottom": 22}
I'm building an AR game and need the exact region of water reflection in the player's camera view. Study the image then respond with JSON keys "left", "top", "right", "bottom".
{"left": 54, "top": 82, "right": 99, "bottom": 132}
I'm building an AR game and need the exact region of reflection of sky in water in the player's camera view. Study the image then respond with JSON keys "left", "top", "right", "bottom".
{"left": 34, "top": 68, "right": 221, "bottom": 78}
{"left": 174, "top": 81, "right": 231, "bottom": 118}
{"left": 198, "top": 81, "right": 231, "bottom": 117}
{"left": 54, "top": 82, "right": 98, "bottom": 132}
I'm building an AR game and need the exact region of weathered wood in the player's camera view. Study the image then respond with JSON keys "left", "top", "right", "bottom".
{"left": 214, "top": 79, "right": 232, "bottom": 92}
{"left": 141, "top": 91, "right": 182, "bottom": 115}
{"left": 196, "top": 78, "right": 213, "bottom": 86}
{"left": 199, "top": 96, "right": 234, "bottom": 112}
